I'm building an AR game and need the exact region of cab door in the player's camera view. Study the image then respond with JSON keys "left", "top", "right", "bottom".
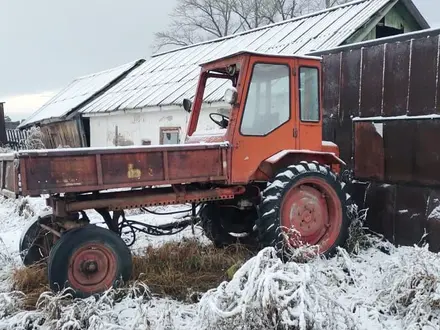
{"left": 296, "top": 62, "right": 322, "bottom": 152}
{"left": 230, "top": 56, "right": 299, "bottom": 183}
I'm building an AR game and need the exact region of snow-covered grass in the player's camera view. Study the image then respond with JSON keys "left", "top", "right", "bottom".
{"left": 0, "top": 196, "right": 440, "bottom": 329}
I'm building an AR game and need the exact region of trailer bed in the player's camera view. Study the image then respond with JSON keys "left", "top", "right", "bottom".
{"left": 0, "top": 142, "right": 229, "bottom": 197}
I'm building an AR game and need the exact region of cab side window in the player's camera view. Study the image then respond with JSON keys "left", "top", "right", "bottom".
{"left": 240, "top": 63, "right": 290, "bottom": 136}
{"left": 299, "top": 67, "right": 320, "bottom": 122}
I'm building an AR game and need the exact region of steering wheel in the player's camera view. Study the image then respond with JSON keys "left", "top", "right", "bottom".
{"left": 209, "top": 113, "right": 230, "bottom": 128}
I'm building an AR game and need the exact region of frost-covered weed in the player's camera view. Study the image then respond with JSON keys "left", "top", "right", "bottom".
{"left": 196, "top": 247, "right": 355, "bottom": 330}
{"left": 22, "top": 127, "right": 45, "bottom": 150}
{"left": 3, "top": 196, "right": 440, "bottom": 329}
{"left": 0, "top": 283, "right": 152, "bottom": 330}
{"left": 376, "top": 245, "right": 440, "bottom": 329}
{"left": 344, "top": 206, "right": 370, "bottom": 254}
{"left": 0, "top": 292, "right": 25, "bottom": 318}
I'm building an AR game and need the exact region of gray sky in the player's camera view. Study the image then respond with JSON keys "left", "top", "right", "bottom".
{"left": 0, "top": 0, "right": 438, "bottom": 120}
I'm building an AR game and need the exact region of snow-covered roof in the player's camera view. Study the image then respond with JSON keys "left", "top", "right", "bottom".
{"left": 79, "top": 0, "right": 428, "bottom": 115}
{"left": 19, "top": 59, "right": 145, "bottom": 128}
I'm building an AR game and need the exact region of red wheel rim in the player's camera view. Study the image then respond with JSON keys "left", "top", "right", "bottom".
{"left": 280, "top": 177, "right": 343, "bottom": 254}
{"left": 68, "top": 243, "right": 117, "bottom": 294}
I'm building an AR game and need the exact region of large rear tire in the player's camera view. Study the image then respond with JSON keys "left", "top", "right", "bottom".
{"left": 48, "top": 225, "right": 132, "bottom": 298}
{"left": 256, "top": 161, "right": 353, "bottom": 258}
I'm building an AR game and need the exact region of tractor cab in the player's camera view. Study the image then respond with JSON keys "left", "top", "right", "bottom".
{"left": 183, "top": 51, "right": 343, "bottom": 183}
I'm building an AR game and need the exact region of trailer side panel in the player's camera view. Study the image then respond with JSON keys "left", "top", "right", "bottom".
{"left": 19, "top": 143, "right": 229, "bottom": 195}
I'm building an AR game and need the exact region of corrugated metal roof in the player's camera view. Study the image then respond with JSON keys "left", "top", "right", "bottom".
{"left": 77, "top": 0, "right": 420, "bottom": 114}
{"left": 20, "top": 60, "right": 145, "bottom": 128}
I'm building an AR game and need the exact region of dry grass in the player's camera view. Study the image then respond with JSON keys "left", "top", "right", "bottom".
{"left": 132, "top": 239, "right": 253, "bottom": 300}
{"left": 12, "top": 263, "right": 49, "bottom": 310}
{"left": 11, "top": 239, "right": 253, "bottom": 309}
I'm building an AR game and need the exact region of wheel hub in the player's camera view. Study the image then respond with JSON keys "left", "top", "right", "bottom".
{"left": 68, "top": 244, "right": 117, "bottom": 292}
{"left": 284, "top": 185, "right": 328, "bottom": 244}
{"left": 81, "top": 260, "right": 98, "bottom": 274}
{"left": 280, "top": 177, "right": 342, "bottom": 253}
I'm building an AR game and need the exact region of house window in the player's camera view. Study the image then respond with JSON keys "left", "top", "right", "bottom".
{"left": 376, "top": 18, "right": 404, "bottom": 38}
{"left": 299, "top": 67, "right": 320, "bottom": 122}
{"left": 240, "top": 63, "right": 290, "bottom": 136}
{"left": 160, "top": 127, "right": 181, "bottom": 145}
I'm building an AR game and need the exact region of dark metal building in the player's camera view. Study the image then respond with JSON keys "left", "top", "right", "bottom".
{"left": 311, "top": 28, "right": 440, "bottom": 251}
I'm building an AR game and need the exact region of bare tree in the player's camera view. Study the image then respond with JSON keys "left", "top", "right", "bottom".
{"left": 154, "top": 0, "right": 350, "bottom": 51}
{"left": 325, "top": 0, "right": 349, "bottom": 8}
{"left": 154, "top": 0, "right": 241, "bottom": 50}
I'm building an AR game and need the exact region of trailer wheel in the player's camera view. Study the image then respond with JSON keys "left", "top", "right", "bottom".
{"left": 48, "top": 225, "right": 132, "bottom": 298}
{"left": 199, "top": 203, "right": 257, "bottom": 248}
{"left": 256, "top": 161, "right": 353, "bottom": 258}
{"left": 19, "top": 212, "right": 56, "bottom": 266}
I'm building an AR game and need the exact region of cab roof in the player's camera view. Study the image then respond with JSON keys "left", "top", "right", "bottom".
{"left": 200, "top": 50, "right": 322, "bottom": 67}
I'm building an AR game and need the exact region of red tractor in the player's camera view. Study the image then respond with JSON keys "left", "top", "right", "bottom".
{"left": 1, "top": 51, "right": 354, "bottom": 297}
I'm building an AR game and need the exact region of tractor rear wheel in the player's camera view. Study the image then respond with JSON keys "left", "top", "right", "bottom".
{"left": 48, "top": 225, "right": 132, "bottom": 298}
{"left": 256, "top": 161, "right": 353, "bottom": 258}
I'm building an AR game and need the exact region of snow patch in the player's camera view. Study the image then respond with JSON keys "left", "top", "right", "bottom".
{"left": 278, "top": 170, "right": 294, "bottom": 179}
{"left": 1, "top": 195, "right": 440, "bottom": 329}
{"left": 262, "top": 209, "right": 276, "bottom": 217}
{"left": 196, "top": 247, "right": 353, "bottom": 330}
{"left": 373, "top": 123, "right": 383, "bottom": 137}
{"left": 270, "top": 180, "right": 288, "bottom": 189}
{"left": 428, "top": 205, "right": 440, "bottom": 220}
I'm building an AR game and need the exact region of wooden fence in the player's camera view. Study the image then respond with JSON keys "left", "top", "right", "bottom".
{"left": 5, "top": 129, "right": 28, "bottom": 150}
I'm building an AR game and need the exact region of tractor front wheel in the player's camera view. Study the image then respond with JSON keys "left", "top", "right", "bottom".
{"left": 256, "top": 161, "right": 353, "bottom": 258}
{"left": 48, "top": 225, "right": 132, "bottom": 298}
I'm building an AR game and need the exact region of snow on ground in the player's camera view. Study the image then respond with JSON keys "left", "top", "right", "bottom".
{"left": 0, "top": 196, "right": 439, "bottom": 329}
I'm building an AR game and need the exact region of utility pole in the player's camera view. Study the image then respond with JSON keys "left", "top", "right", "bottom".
{"left": 0, "top": 103, "right": 7, "bottom": 147}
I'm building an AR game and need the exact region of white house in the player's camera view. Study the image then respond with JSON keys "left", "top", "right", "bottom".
{"left": 19, "top": 0, "right": 430, "bottom": 148}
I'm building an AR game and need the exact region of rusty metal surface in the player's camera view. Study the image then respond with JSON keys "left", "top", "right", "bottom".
{"left": 413, "top": 120, "right": 440, "bottom": 185}
{"left": 101, "top": 152, "right": 165, "bottom": 185}
{"left": 321, "top": 54, "right": 341, "bottom": 143}
{"left": 352, "top": 118, "right": 440, "bottom": 186}
{"left": 48, "top": 186, "right": 245, "bottom": 216}
{"left": 23, "top": 156, "right": 98, "bottom": 193}
{"left": 319, "top": 30, "right": 440, "bottom": 251}
{"left": 383, "top": 41, "right": 411, "bottom": 116}
{"left": 438, "top": 55, "right": 440, "bottom": 114}
{"left": 353, "top": 122, "right": 384, "bottom": 180}
{"left": 363, "top": 184, "right": 395, "bottom": 244}
{"left": 361, "top": 183, "right": 440, "bottom": 252}
{"left": 382, "top": 120, "right": 415, "bottom": 183}
{"left": 408, "top": 36, "right": 439, "bottom": 115}
{"left": 322, "top": 54, "right": 340, "bottom": 119}
{"left": 20, "top": 143, "right": 229, "bottom": 195}
{"left": 323, "top": 32, "right": 440, "bottom": 187}
{"left": 339, "top": 49, "right": 361, "bottom": 120}
{"left": 360, "top": 45, "right": 384, "bottom": 117}
{"left": 168, "top": 149, "right": 224, "bottom": 179}
{"left": 393, "top": 185, "right": 429, "bottom": 247}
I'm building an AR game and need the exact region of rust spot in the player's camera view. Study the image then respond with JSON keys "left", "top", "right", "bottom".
{"left": 353, "top": 122, "right": 384, "bottom": 181}
{"left": 127, "top": 164, "right": 142, "bottom": 180}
